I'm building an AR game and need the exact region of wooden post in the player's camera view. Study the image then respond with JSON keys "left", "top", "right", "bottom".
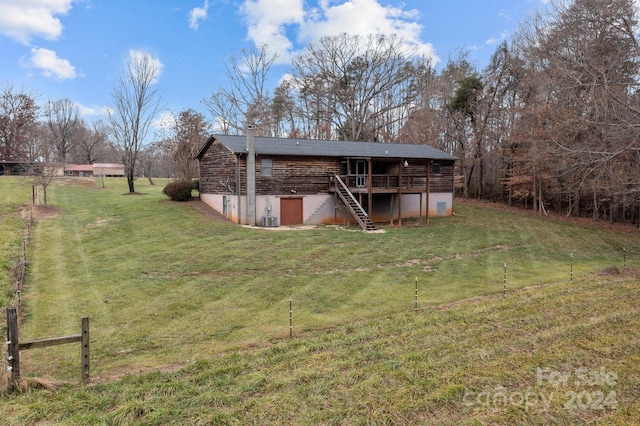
{"left": 426, "top": 160, "right": 431, "bottom": 226}
{"left": 5, "top": 311, "right": 90, "bottom": 386}
{"left": 367, "top": 159, "right": 373, "bottom": 218}
{"left": 81, "top": 317, "right": 90, "bottom": 383}
{"left": 6, "top": 306, "right": 20, "bottom": 388}
{"left": 398, "top": 160, "right": 403, "bottom": 227}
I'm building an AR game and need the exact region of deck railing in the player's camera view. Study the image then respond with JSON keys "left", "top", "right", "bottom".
{"left": 336, "top": 174, "right": 427, "bottom": 191}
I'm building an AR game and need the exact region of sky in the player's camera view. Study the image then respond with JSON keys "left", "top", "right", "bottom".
{"left": 0, "top": 0, "right": 552, "bottom": 127}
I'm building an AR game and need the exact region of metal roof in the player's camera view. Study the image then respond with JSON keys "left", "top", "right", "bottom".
{"left": 201, "top": 134, "right": 457, "bottom": 161}
{"left": 65, "top": 164, "right": 94, "bottom": 172}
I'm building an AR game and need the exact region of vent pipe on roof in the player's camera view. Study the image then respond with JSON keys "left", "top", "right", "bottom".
{"left": 246, "top": 125, "right": 256, "bottom": 226}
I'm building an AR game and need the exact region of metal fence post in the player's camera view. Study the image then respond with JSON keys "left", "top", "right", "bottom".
{"left": 81, "top": 317, "right": 90, "bottom": 383}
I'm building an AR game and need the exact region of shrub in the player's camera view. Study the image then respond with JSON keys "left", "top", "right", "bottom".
{"left": 162, "top": 180, "right": 194, "bottom": 201}
{"left": 191, "top": 179, "right": 200, "bottom": 192}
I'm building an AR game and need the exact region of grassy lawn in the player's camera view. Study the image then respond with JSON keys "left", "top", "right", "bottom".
{"left": 1, "top": 176, "right": 639, "bottom": 424}
{"left": 0, "top": 177, "right": 33, "bottom": 307}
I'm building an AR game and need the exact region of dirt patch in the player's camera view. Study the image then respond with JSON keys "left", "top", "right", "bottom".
{"left": 62, "top": 178, "right": 96, "bottom": 187}
{"left": 598, "top": 266, "right": 640, "bottom": 277}
{"left": 396, "top": 259, "right": 439, "bottom": 272}
{"left": 30, "top": 205, "right": 63, "bottom": 220}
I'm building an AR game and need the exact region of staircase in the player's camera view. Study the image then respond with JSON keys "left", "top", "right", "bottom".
{"left": 333, "top": 175, "right": 377, "bottom": 231}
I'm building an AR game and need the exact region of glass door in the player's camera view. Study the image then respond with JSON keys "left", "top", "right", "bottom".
{"left": 355, "top": 160, "right": 366, "bottom": 187}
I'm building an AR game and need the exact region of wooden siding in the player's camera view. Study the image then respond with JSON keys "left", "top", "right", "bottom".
{"left": 198, "top": 140, "right": 239, "bottom": 194}
{"left": 430, "top": 161, "right": 455, "bottom": 193}
{"left": 256, "top": 155, "right": 341, "bottom": 195}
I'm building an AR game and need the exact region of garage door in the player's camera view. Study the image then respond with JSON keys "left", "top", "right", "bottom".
{"left": 280, "top": 197, "right": 303, "bottom": 225}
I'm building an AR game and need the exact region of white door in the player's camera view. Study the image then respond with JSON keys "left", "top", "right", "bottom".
{"left": 355, "top": 160, "right": 366, "bottom": 187}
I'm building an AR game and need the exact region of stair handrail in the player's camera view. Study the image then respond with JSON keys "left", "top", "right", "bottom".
{"left": 333, "top": 175, "right": 373, "bottom": 230}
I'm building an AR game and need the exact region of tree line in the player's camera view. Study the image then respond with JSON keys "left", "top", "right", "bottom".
{"left": 2, "top": 0, "right": 639, "bottom": 223}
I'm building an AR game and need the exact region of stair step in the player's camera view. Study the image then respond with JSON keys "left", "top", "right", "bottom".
{"left": 333, "top": 174, "right": 377, "bottom": 232}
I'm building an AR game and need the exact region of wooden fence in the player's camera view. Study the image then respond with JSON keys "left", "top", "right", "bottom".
{"left": 5, "top": 306, "right": 89, "bottom": 388}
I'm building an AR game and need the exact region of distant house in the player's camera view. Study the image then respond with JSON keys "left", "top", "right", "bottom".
{"left": 196, "top": 131, "right": 456, "bottom": 230}
{"left": 65, "top": 164, "right": 94, "bottom": 177}
{"left": 93, "top": 163, "right": 125, "bottom": 177}
{"left": 63, "top": 163, "right": 125, "bottom": 177}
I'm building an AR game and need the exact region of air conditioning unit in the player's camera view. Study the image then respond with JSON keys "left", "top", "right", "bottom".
{"left": 262, "top": 216, "right": 278, "bottom": 227}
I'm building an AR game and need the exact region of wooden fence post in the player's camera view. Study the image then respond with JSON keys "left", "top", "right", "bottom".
{"left": 81, "top": 317, "right": 90, "bottom": 383}
{"left": 6, "top": 306, "right": 20, "bottom": 388}
{"left": 5, "top": 309, "right": 90, "bottom": 387}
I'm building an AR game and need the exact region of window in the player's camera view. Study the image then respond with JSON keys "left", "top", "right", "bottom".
{"left": 261, "top": 158, "right": 273, "bottom": 177}
{"left": 432, "top": 162, "right": 441, "bottom": 174}
{"left": 372, "top": 161, "right": 386, "bottom": 174}
{"left": 340, "top": 160, "right": 348, "bottom": 175}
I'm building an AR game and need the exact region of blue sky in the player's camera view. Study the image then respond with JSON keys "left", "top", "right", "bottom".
{"left": 0, "top": 0, "right": 550, "bottom": 125}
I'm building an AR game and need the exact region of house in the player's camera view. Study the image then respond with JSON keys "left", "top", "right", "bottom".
{"left": 93, "top": 163, "right": 125, "bottom": 177}
{"left": 65, "top": 164, "right": 94, "bottom": 177}
{"left": 196, "top": 130, "right": 456, "bottom": 230}
{"left": 63, "top": 163, "right": 125, "bottom": 177}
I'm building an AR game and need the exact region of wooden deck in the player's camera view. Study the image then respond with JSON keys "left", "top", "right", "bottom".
{"left": 332, "top": 174, "right": 429, "bottom": 194}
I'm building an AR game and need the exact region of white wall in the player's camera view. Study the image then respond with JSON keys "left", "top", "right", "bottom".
{"left": 200, "top": 191, "right": 454, "bottom": 226}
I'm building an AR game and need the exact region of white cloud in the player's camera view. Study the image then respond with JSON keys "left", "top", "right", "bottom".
{"left": 301, "top": 0, "right": 421, "bottom": 40}
{"left": 76, "top": 102, "right": 110, "bottom": 117}
{"left": 27, "top": 47, "right": 77, "bottom": 80}
{"left": 485, "top": 31, "right": 510, "bottom": 46}
{"left": 0, "top": 0, "right": 75, "bottom": 44}
{"left": 240, "top": 0, "right": 305, "bottom": 61}
{"left": 189, "top": 0, "right": 209, "bottom": 30}
{"left": 240, "top": 0, "right": 436, "bottom": 63}
{"left": 127, "top": 49, "right": 164, "bottom": 83}
{"left": 154, "top": 111, "right": 176, "bottom": 129}
{"left": 151, "top": 111, "right": 176, "bottom": 136}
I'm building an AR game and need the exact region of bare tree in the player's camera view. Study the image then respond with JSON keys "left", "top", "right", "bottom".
{"left": 202, "top": 90, "right": 239, "bottom": 135}
{"left": 108, "top": 50, "right": 164, "bottom": 193}
{"left": 24, "top": 122, "right": 51, "bottom": 162}
{"left": 138, "top": 144, "right": 160, "bottom": 185}
{"left": 291, "top": 33, "right": 431, "bottom": 141}
{"left": 27, "top": 123, "right": 58, "bottom": 206}
{"left": 271, "top": 79, "right": 301, "bottom": 138}
{"left": 0, "top": 84, "right": 38, "bottom": 162}
{"left": 73, "top": 119, "right": 111, "bottom": 164}
{"left": 45, "top": 98, "right": 80, "bottom": 163}
{"left": 203, "top": 45, "right": 277, "bottom": 135}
